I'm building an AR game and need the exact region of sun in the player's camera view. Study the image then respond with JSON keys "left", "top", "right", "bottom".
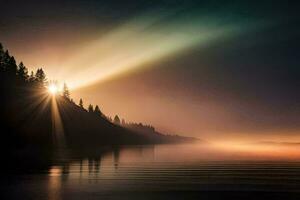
{"left": 48, "top": 84, "right": 58, "bottom": 95}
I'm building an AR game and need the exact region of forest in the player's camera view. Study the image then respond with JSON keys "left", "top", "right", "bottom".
{"left": 0, "top": 43, "right": 196, "bottom": 161}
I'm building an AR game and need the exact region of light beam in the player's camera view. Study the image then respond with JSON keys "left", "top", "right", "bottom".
{"left": 51, "top": 11, "right": 258, "bottom": 90}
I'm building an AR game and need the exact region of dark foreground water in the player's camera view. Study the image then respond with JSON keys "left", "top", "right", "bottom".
{"left": 3, "top": 143, "right": 300, "bottom": 200}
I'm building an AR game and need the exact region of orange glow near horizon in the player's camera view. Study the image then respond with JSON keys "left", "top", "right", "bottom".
{"left": 4, "top": 12, "right": 298, "bottom": 142}
{"left": 211, "top": 141, "right": 300, "bottom": 160}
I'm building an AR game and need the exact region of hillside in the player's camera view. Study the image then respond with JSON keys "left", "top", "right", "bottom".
{"left": 56, "top": 96, "right": 194, "bottom": 148}
{"left": 2, "top": 88, "right": 196, "bottom": 152}
{"left": 0, "top": 42, "right": 196, "bottom": 155}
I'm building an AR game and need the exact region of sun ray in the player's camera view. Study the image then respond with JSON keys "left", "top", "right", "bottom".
{"left": 51, "top": 96, "right": 65, "bottom": 149}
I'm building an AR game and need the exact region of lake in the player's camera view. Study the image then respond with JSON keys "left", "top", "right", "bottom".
{"left": 3, "top": 142, "right": 300, "bottom": 200}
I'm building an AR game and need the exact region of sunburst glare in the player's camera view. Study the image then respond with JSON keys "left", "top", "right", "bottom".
{"left": 48, "top": 84, "right": 58, "bottom": 95}
{"left": 47, "top": 82, "right": 62, "bottom": 95}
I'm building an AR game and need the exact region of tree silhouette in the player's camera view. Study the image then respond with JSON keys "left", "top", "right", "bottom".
{"left": 0, "top": 42, "right": 177, "bottom": 152}
{"left": 6, "top": 54, "right": 17, "bottom": 77}
{"left": 28, "top": 71, "right": 36, "bottom": 82}
{"left": 114, "top": 115, "right": 120, "bottom": 125}
{"left": 94, "top": 105, "right": 102, "bottom": 116}
{"left": 88, "top": 104, "right": 94, "bottom": 113}
{"left": 79, "top": 98, "right": 84, "bottom": 108}
{"left": 17, "top": 62, "right": 29, "bottom": 81}
{"left": 63, "top": 82, "right": 70, "bottom": 99}
{"left": 35, "top": 68, "right": 46, "bottom": 85}
{"left": 1, "top": 50, "right": 10, "bottom": 72}
{"left": 0, "top": 43, "right": 4, "bottom": 68}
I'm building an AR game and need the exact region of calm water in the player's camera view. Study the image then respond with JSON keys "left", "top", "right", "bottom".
{"left": 3, "top": 143, "right": 300, "bottom": 200}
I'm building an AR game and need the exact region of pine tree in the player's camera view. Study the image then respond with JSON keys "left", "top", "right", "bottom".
{"left": 7, "top": 55, "right": 17, "bottom": 76}
{"left": 114, "top": 115, "right": 120, "bottom": 125}
{"left": 0, "top": 43, "right": 4, "bottom": 68}
{"left": 88, "top": 104, "right": 94, "bottom": 113}
{"left": 94, "top": 105, "right": 102, "bottom": 116}
{"left": 17, "top": 62, "right": 29, "bottom": 81}
{"left": 79, "top": 98, "right": 84, "bottom": 108}
{"left": 35, "top": 68, "right": 47, "bottom": 85}
{"left": 2, "top": 50, "right": 10, "bottom": 71}
{"left": 29, "top": 71, "right": 36, "bottom": 82}
{"left": 62, "top": 82, "right": 70, "bottom": 99}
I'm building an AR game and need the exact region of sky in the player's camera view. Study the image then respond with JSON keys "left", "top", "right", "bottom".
{"left": 1, "top": 0, "right": 299, "bottom": 142}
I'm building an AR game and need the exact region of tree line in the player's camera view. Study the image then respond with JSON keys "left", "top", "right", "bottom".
{"left": 0, "top": 43, "right": 47, "bottom": 87}
{"left": 0, "top": 42, "right": 157, "bottom": 134}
